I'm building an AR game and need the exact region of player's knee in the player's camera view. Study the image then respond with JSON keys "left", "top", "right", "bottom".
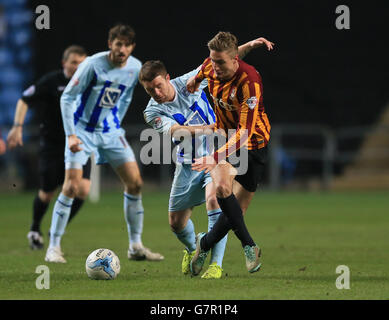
{"left": 125, "top": 178, "right": 143, "bottom": 195}
{"left": 169, "top": 222, "right": 182, "bottom": 233}
{"left": 77, "top": 180, "right": 91, "bottom": 199}
{"left": 168, "top": 213, "right": 184, "bottom": 232}
{"left": 206, "top": 195, "right": 219, "bottom": 211}
{"left": 38, "top": 190, "right": 54, "bottom": 203}
{"left": 215, "top": 182, "right": 232, "bottom": 198}
{"left": 62, "top": 179, "right": 80, "bottom": 198}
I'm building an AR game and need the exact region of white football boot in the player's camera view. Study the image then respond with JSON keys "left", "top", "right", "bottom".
{"left": 45, "top": 246, "right": 67, "bottom": 263}
{"left": 128, "top": 243, "right": 164, "bottom": 261}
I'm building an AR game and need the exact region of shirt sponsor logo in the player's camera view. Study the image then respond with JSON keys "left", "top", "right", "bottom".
{"left": 99, "top": 87, "right": 121, "bottom": 109}
{"left": 247, "top": 96, "right": 258, "bottom": 109}
{"left": 213, "top": 96, "right": 237, "bottom": 111}
{"left": 184, "top": 110, "right": 206, "bottom": 126}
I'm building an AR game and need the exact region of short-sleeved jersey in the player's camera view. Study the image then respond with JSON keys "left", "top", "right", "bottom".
{"left": 195, "top": 57, "right": 271, "bottom": 162}
{"left": 143, "top": 69, "right": 215, "bottom": 164}
{"left": 21, "top": 70, "right": 69, "bottom": 152}
{"left": 61, "top": 51, "right": 141, "bottom": 136}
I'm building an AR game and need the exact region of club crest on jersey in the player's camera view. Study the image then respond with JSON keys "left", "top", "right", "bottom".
{"left": 99, "top": 87, "right": 121, "bottom": 109}
{"left": 153, "top": 117, "right": 163, "bottom": 130}
{"left": 247, "top": 96, "right": 258, "bottom": 109}
{"left": 230, "top": 87, "right": 237, "bottom": 99}
{"left": 72, "top": 78, "right": 79, "bottom": 86}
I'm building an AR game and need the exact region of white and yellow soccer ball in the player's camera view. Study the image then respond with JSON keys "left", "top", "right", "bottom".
{"left": 85, "top": 248, "right": 120, "bottom": 280}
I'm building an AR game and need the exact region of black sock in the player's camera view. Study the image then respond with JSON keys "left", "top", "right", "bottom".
{"left": 68, "top": 197, "right": 84, "bottom": 224}
{"left": 213, "top": 193, "right": 255, "bottom": 248}
{"left": 201, "top": 213, "right": 231, "bottom": 251}
{"left": 31, "top": 195, "right": 49, "bottom": 233}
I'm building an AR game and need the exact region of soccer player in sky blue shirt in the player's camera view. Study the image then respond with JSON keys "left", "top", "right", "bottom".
{"left": 142, "top": 61, "right": 227, "bottom": 279}
{"left": 45, "top": 24, "right": 163, "bottom": 263}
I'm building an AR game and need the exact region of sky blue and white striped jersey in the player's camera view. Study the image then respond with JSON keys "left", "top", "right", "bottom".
{"left": 61, "top": 51, "right": 141, "bottom": 136}
{"left": 143, "top": 69, "right": 216, "bottom": 163}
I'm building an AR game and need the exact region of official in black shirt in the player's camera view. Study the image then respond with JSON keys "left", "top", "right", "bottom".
{"left": 7, "top": 45, "right": 91, "bottom": 250}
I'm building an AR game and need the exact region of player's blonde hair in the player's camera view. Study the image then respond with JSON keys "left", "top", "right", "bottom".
{"left": 207, "top": 31, "right": 238, "bottom": 57}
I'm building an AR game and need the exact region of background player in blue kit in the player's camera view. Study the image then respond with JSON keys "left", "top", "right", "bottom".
{"left": 140, "top": 37, "right": 272, "bottom": 278}
{"left": 45, "top": 24, "right": 163, "bottom": 263}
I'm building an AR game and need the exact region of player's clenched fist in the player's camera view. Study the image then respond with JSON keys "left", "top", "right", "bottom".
{"left": 68, "top": 134, "right": 83, "bottom": 153}
{"left": 186, "top": 75, "right": 200, "bottom": 94}
{"left": 7, "top": 126, "right": 23, "bottom": 149}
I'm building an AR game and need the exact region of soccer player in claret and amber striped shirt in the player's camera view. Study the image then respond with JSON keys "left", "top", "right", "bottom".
{"left": 187, "top": 31, "right": 274, "bottom": 275}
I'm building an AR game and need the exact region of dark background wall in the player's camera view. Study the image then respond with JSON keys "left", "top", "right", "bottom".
{"left": 28, "top": 0, "right": 389, "bottom": 131}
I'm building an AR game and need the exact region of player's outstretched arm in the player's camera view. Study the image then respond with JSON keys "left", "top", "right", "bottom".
{"left": 6, "top": 99, "right": 29, "bottom": 149}
{"left": 170, "top": 123, "right": 215, "bottom": 138}
{"left": 238, "top": 37, "right": 275, "bottom": 59}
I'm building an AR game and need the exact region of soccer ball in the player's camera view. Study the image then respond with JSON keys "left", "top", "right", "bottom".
{"left": 85, "top": 248, "right": 120, "bottom": 280}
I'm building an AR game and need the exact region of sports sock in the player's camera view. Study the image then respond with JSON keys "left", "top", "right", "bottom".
{"left": 217, "top": 193, "right": 255, "bottom": 247}
{"left": 31, "top": 194, "right": 49, "bottom": 233}
{"left": 173, "top": 219, "right": 196, "bottom": 252}
{"left": 124, "top": 193, "right": 144, "bottom": 251}
{"left": 201, "top": 212, "right": 231, "bottom": 251}
{"left": 49, "top": 193, "right": 73, "bottom": 248}
{"left": 68, "top": 197, "right": 84, "bottom": 224}
{"left": 207, "top": 209, "right": 228, "bottom": 267}
{"left": 202, "top": 193, "right": 255, "bottom": 250}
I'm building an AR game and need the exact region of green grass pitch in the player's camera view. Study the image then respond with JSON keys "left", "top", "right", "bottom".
{"left": 0, "top": 189, "right": 388, "bottom": 300}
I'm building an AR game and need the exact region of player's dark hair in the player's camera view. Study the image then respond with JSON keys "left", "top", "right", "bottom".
{"left": 139, "top": 60, "right": 167, "bottom": 82}
{"left": 62, "top": 45, "right": 87, "bottom": 62}
{"left": 108, "top": 24, "right": 136, "bottom": 44}
{"left": 208, "top": 31, "right": 238, "bottom": 57}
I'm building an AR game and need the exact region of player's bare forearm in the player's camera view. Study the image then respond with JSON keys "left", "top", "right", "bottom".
{"left": 238, "top": 37, "right": 275, "bottom": 59}
{"left": 170, "top": 123, "right": 215, "bottom": 137}
{"left": 13, "top": 99, "right": 28, "bottom": 126}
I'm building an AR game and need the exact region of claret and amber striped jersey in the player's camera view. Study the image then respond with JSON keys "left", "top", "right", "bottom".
{"left": 195, "top": 57, "right": 271, "bottom": 162}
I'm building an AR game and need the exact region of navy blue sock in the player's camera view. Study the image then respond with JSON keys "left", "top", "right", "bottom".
{"left": 68, "top": 197, "right": 84, "bottom": 224}
{"left": 202, "top": 193, "right": 255, "bottom": 249}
